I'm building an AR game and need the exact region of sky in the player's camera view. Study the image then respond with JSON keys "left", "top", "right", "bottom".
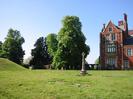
{"left": 0, "top": 0, "right": 133, "bottom": 63}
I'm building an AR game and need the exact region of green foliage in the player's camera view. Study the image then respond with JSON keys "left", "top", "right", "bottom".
{"left": 30, "top": 37, "right": 50, "bottom": 69}
{"left": 0, "top": 69, "right": 133, "bottom": 99}
{"left": 2, "top": 29, "right": 25, "bottom": 64}
{"left": 0, "top": 50, "right": 9, "bottom": 58}
{"left": 53, "top": 16, "right": 90, "bottom": 69}
{"left": 0, "top": 42, "right": 7, "bottom": 58}
{"left": 46, "top": 33, "right": 58, "bottom": 58}
{"left": 0, "top": 41, "right": 2, "bottom": 50}
{"left": 52, "top": 48, "right": 67, "bottom": 69}
{"left": 95, "top": 57, "right": 99, "bottom": 64}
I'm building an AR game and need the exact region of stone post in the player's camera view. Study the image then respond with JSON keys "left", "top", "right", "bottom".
{"left": 80, "top": 52, "right": 87, "bottom": 75}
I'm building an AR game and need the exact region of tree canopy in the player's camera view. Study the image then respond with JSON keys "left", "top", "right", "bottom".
{"left": 30, "top": 37, "right": 50, "bottom": 69}
{"left": 52, "top": 16, "right": 90, "bottom": 69}
{"left": 0, "top": 41, "right": 2, "bottom": 50}
{"left": 2, "top": 29, "right": 25, "bottom": 64}
{"left": 0, "top": 16, "right": 90, "bottom": 70}
{"left": 46, "top": 33, "right": 58, "bottom": 59}
{"left": 95, "top": 57, "right": 99, "bottom": 64}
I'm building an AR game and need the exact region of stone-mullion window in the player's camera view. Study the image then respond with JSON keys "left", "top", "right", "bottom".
{"left": 106, "top": 44, "right": 116, "bottom": 53}
{"left": 106, "top": 33, "right": 116, "bottom": 42}
{"left": 127, "top": 48, "right": 132, "bottom": 56}
{"left": 111, "top": 34, "right": 116, "bottom": 41}
{"left": 107, "top": 58, "right": 116, "bottom": 65}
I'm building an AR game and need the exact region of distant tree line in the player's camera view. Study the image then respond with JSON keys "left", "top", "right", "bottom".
{"left": 0, "top": 16, "right": 90, "bottom": 69}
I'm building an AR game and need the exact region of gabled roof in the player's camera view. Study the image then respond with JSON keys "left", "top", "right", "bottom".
{"left": 102, "top": 21, "right": 122, "bottom": 33}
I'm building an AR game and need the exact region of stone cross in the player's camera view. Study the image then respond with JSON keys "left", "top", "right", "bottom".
{"left": 80, "top": 52, "right": 87, "bottom": 75}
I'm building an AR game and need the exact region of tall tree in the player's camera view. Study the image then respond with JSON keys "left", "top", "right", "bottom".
{"left": 46, "top": 33, "right": 58, "bottom": 62}
{"left": 53, "top": 16, "right": 90, "bottom": 69}
{"left": 30, "top": 37, "right": 50, "bottom": 69}
{"left": 95, "top": 57, "right": 100, "bottom": 64}
{"left": 0, "top": 41, "right": 2, "bottom": 50}
{"left": 0, "top": 41, "right": 5, "bottom": 58}
{"left": 2, "top": 29, "right": 25, "bottom": 64}
{"left": 0, "top": 41, "right": 8, "bottom": 58}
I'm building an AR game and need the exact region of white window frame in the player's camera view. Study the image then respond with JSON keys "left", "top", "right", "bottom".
{"left": 106, "top": 58, "right": 116, "bottom": 66}
{"left": 124, "top": 60, "right": 129, "bottom": 69}
{"left": 106, "top": 44, "right": 116, "bottom": 53}
{"left": 127, "top": 48, "right": 132, "bottom": 56}
{"left": 111, "top": 34, "right": 116, "bottom": 41}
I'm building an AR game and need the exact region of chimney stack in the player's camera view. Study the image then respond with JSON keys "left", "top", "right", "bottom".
{"left": 101, "top": 24, "right": 105, "bottom": 32}
{"left": 123, "top": 13, "right": 128, "bottom": 38}
{"left": 124, "top": 13, "right": 127, "bottom": 22}
{"left": 103, "top": 24, "right": 105, "bottom": 29}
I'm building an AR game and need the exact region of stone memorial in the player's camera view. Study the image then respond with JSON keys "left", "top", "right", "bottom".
{"left": 80, "top": 52, "right": 87, "bottom": 75}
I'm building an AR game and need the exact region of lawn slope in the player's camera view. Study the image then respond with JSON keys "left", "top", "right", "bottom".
{"left": 0, "top": 58, "right": 25, "bottom": 71}
{"left": 0, "top": 58, "right": 133, "bottom": 99}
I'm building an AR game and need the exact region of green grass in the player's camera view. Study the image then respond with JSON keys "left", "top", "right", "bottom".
{"left": 0, "top": 58, "right": 25, "bottom": 71}
{"left": 0, "top": 58, "right": 133, "bottom": 99}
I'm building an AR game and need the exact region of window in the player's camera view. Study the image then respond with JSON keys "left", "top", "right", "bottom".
{"left": 111, "top": 34, "right": 115, "bottom": 41}
{"left": 105, "top": 34, "right": 109, "bottom": 43}
{"left": 124, "top": 60, "right": 129, "bottom": 69}
{"left": 107, "top": 58, "right": 116, "bottom": 65}
{"left": 107, "top": 44, "right": 116, "bottom": 53}
{"left": 106, "top": 33, "right": 116, "bottom": 42}
{"left": 127, "top": 48, "right": 132, "bottom": 56}
{"left": 109, "top": 27, "right": 112, "bottom": 32}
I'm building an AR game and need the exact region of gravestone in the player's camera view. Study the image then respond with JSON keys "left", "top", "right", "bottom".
{"left": 29, "top": 66, "right": 33, "bottom": 70}
{"left": 80, "top": 52, "right": 87, "bottom": 75}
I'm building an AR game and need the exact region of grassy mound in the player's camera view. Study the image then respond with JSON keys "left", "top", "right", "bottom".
{"left": 0, "top": 58, "right": 25, "bottom": 71}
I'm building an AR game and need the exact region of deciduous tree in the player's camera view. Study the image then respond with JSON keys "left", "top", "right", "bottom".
{"left": 2, "top": 29, "right": 25, "bottom": 64}
{"left": 46, "top": 33, "right": 58, "bottom": 62}
{"left": 95, "top": 57, "right": 99, "bottom": 64}
{"left": 53, "top": 16, "right": 90, "bottom": 69}
{"left": 0, "top": 41, "right": 2, "bottom": 50}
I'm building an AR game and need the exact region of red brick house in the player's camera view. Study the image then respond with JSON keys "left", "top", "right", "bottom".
{"left": 100, "top": 14, "right": 133, "bottom": 69}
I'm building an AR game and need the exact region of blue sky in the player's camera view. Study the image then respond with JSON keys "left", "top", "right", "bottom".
{"left": 0, "top": 0, "right": 133, "bottom": 63}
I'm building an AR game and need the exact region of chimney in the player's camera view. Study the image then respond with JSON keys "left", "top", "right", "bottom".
{"left": 118, "top": 20, "right": 124, "bottom": 26}
{"left": 123, "top": 13, "right": 128, "bottom": 38}
{"left": 124, "top": 13, "right": 127, "bottom": 22}
{"left": 101, "top": 24, "right": 105, "bottom": 32}
{"left": 123, "top": 13, "right": 128, "bottom": 31}
{"left": 118, "top": 13, "right": 128, "bottom": 31}
{"left": 103, "top": 24, "right": 105, "bottom": 29}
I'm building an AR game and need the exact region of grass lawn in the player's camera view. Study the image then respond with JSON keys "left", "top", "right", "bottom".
{"left": 0, "top": 59, "right": 133, "bottom": 99}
